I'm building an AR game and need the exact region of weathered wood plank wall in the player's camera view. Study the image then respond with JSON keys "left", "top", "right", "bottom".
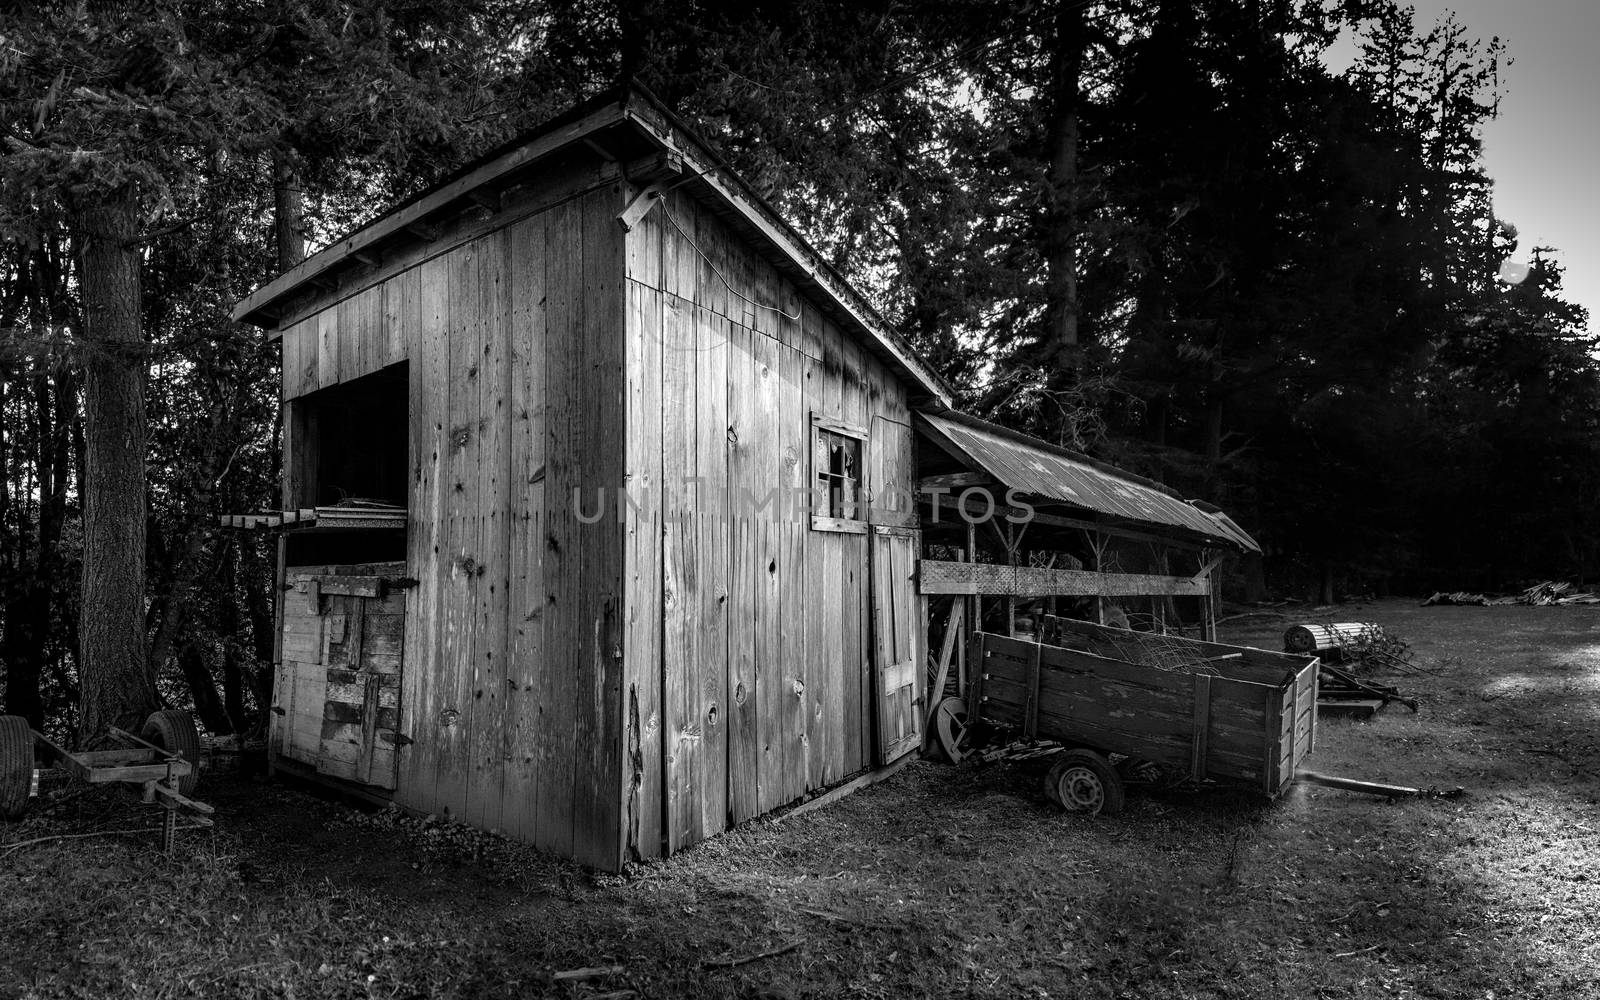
{"left": 622, "top": 187, "right": 917, "bottom": 859}
{"left": 277, "top": 166, "right": 627, "bottom": 869}
{"left": 274, "top": 151, "right": 918, "bottom": 868}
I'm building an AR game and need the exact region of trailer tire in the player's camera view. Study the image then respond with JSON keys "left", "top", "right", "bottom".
{"left": 141, "top": 710, "right": 201, "bottom": 797}
{"left": 1046, "top": 749, "right": 1124, "bottom": 817}
{"left": 0, "top": 715, "right": 34, "bottom": 821}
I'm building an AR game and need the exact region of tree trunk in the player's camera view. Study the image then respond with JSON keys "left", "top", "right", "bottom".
{"left": 74, "top": 193, "right": 158, "bottom": 742}
{"left": 1044, "top": 0, "right": 1087, "bottom": 367}
{"left": 273, "top": 152, "right": 305, "bottom": 272}
{"left": 178, "top": 642, "right": 231, "bottom": 734}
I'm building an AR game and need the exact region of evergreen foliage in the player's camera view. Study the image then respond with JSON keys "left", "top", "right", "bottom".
{"left": 0, "top": 1, "right": 1592, "bottom": 735}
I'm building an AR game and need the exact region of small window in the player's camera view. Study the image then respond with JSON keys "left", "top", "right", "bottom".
{"left": 812, "top": 414, "right": 869, "bottom": 533}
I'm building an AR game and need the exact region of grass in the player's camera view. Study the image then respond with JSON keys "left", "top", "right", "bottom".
{"left": 2, "top": 599, "right": 1598, "bottom": 999}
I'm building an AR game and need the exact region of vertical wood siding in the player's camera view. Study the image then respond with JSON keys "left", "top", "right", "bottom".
{"left": 622, "top": 189, "right": 916, "bottom": 860}
{"left": 278, "top": 172, "right": 628, "bottom": 869}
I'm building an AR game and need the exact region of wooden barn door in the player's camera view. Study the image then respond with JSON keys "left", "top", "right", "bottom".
{"left": 871, "top": 526, "right": 923, "bottom": 765}
{"left": 316, "top": 587, "right": 405, "bottom": 790}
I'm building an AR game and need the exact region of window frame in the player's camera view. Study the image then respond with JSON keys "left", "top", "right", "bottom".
{"left": 810, "top": 412, "right": 870, "bottom": 534}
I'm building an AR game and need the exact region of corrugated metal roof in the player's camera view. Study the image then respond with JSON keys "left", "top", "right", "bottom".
{"left": 917, "top": 411, "right": 1260, "bottom": 553}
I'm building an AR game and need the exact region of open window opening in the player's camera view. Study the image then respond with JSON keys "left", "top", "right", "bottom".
{"left": 284, "top": 361, "right": 409, "bottom": 566}
{"left": 811, "top": 413, "right": 868, "bottom": 533}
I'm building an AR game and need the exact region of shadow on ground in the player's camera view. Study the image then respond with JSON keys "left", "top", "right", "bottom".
{"left": 2, "top": 600, "right": 1596, "bottom": 999}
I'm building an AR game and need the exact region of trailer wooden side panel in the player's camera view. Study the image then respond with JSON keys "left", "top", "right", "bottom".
{"left": 973, "top": 629, "right": 1317, "bottom": 797}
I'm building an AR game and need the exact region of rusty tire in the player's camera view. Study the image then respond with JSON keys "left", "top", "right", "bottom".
{"left": 1046, "top": 749, "right": 1124, "bottom": 817}
{"left": 0, "top": 715, "right": 33, "bottom": 822}
{"left": 141, "top": 710, "right": 201, "bottom": 797}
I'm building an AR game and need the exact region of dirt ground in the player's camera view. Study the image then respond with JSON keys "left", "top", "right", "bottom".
{"left": 2, "top": 599, "right": 1598, "bottom": 999}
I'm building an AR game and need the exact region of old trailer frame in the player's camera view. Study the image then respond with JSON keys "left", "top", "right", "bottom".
{"left": 966, "top": 617, "right": 1318, "bottom": 811}
{"left": 0, "top": 712, "right": 214, "bottom": 852}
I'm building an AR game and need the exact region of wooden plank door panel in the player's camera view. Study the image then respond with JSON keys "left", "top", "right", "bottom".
{"left": 317, "top": 592, "right": 404, "bottom": 789}
{"left": 872, "top": 526, "right": 923, "bottom": 765}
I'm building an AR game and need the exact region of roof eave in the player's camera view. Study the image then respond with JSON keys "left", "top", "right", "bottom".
{"left": 231, "top": 98, "right": 633, "bottom": 329}
{"left": 914, "top": 410, "right": 1259, "bottom": 554}
{"left": 230, "top": 88, "right": 954, "bottom": 408}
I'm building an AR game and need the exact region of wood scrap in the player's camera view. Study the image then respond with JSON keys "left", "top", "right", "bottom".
{"left": 1424, "top": 581, "right": 1600, "bottom": 607}
{"left": 1295, "top": 769, "right": 1465, "bottom": 800}
{"left": 702, "top": 942, "right": 800, "bottom": 969}
{"left": 1332, "top": 943, "right": 1383, "bottom": 959}
{"left": 1422, "top": 591, "right": 1489, "bottom": 607}
{"left": 552, "top": 965, "right": 624, "bottom": 981}
{"left": 1317, "top": 661, "right": 1418, "bottom": 713}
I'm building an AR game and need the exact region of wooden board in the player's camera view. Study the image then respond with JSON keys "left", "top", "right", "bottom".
{"left": 920, "top": 561, "right": 1211, "bottom": 598}
{"left": 655, "top": 246, "right": 697, "bottom": 854}
{"left": 536, "top": 194, "right": 582, "bottom": 860}
{"left": 431, "top": 240, "right": 480, "bottom": 823}
{"left": 466, "top": 227, "right": 512, "bottom": 833}
{"left": 398, "top": 251, "right": 450, "bottom": 812}
{"left": 752, "top": 334, "right": 786, "bottom": 814}
{"left": 724, "top": 320, "right": 760, "bottom": 824}
{"left": 692, "top": 305, "right": 730, "bottom": 840}
{"left": 625, "top": 275, "right": 665, "bottom": 861}
{"left": 503, "top": 211, "right": 547, "bottom": 844}
{"left": 572, "top": 184, "right": 627, "bottom": 869}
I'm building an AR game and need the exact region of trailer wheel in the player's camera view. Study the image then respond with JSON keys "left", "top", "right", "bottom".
{"left": 1046, "top": 749, "right": 1124, "bottom": 816}
{"left": 141, "top": 710, "right": 201, "bottom": 797}
{"left": 0, "top": 715, "right": 34, "bottom": 821}
{"left": 932, "top": 698, "right": 970, "bottom": 763}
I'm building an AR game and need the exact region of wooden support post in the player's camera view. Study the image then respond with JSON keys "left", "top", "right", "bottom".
{"left": 922, "top": 602, "right": 964, "bottom": 746}
{"left": 955, "top": 590, "right": 968, "bottom": 697}
{"left": 1087, "top": 529, "right": 1108, "bottom": 626}
{"left": 1199, "top": 548, "right": 1220, "bottom": 641}
{"left": 1006, "top": 527, "right": 1017, "bottom": 639}
{"left": 965, "top": 520, "right": 978, "bottom": 651}
{"left": 965, "top": 629, "right": 988, "bottom": 727}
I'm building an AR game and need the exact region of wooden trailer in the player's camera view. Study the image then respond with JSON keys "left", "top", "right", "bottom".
{"left": 229, "top": 87, "right": 950, "bottom": 869}
{"left": 966, "top": 617, "right": 1318, "bottom": 812}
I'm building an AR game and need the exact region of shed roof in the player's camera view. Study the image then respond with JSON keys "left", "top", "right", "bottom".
{"left": 916, "top": 410, "right": 1260, "bottom": 553}
{"left": 232, "top": 86, "right": 952, "bottom": 407}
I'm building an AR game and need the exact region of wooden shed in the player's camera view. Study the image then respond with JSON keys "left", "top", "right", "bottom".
{"left": 231, "top": 87, "right": 951, "bottom": 869}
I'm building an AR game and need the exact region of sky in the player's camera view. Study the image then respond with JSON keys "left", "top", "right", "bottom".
{"left": 1331, "top": 1, "right": 1600, "bottom": 332}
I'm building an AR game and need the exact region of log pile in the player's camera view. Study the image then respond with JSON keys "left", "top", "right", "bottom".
{"left": 1421, "top": 591, "right": 1490, "bottom": 607}
{"left": 1506, "top": 581, "right": 1600, "bottom": 605}
{"left": 1422, "top": 581, "right": 1600, "bottom": 607}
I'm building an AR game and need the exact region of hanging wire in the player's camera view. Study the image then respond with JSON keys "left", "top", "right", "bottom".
{"left": 658, "top": 196, "right": 801, "bottom": 322}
